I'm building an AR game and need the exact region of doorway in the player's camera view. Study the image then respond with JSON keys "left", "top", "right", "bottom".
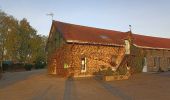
{"left": 142, "top": 57, "right": 147, "bottom": 72}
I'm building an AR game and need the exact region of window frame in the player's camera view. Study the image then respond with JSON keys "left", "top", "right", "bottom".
{"left": 167, "top": 57, "right": 170, "bottom": 68}
{"left": 81, "top": 57, "right": 87, "bottom": 73}
{"left": 153, "top": 57, "right": 161, "bottom": 67}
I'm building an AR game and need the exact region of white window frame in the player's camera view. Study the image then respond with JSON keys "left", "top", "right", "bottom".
{"left": 142, "top": 57, "right": 147, "bottom": 72}
{"left": 81, "top": 57, "right": 87, "bottom": 73}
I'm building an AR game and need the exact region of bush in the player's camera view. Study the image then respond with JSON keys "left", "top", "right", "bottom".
{"left": 2, "top": 63, "right": 9, "bottom": 71}
{"left": 130, "top": 45, "right": 145, "bottom": 73}
{"left": 105, "top": 67, "right": 114, "bottom": 76}
{"left": 2, "top": 61, "right": 13, "bottom": 71}
{"left": 24, "top": 64, "right": 33, "bottom": 71}
{"left": 0, "top": 68, "right": 2, "bottom": 78}
{"left": 117, "top": 66, "right": 127, "bottom": 75}
{"left": 35, "top": 61, "right": 46, "bottom": 69}
{"left": 98, "top": 67, "right": 114, "bottom": 76}
{"left": 34, "top": 56, "right": 46, "bottom": 69}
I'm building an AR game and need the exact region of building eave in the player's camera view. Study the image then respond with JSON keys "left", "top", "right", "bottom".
{"left": 66, "top": 40, "right": 124, "bottom": 47}
{"left": 134, "top": 44, "right": 170, "bottom": 51}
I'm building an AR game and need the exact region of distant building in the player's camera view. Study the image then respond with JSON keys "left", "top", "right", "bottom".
{"left": 46, "top": 20, "right": 170, "bottom": 77}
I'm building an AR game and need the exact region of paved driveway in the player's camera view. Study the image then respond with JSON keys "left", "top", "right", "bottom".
{"left": 0, "top": 70, "right": 170, "bottom": 100}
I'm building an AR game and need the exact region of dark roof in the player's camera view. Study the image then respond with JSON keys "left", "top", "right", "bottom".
{"left": 52, "top": 20, "right": 170, "bottom": 50}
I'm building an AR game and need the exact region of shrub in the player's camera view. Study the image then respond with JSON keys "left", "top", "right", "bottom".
{"left": 130, "top": 45, "right": 145, "bottom": 73}
{"left": 35, "top": 61, "right": 46, "bottom": 69}
{"left": 2, "top": 63, "right": 9, "bottom": 71}
{"left": 34, "top": 56, "right": 46, "bottom": 69}
{"left": 105, "top": 67, "right": 114, "bottom": 76}
{"left": 98, "top": 67, "right": 114, "bottom": 76}
{"left": 117, "top": 66, "right": 127, "bottom": 75}
{"left": 0, "top": 68, "right": 2, "bottom": 78}
{"left": 24, "top": 64, "right": 33, "bottom": 71}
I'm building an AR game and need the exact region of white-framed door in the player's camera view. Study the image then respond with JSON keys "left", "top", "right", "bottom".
{"left": 142, "top": 57, "right": 147, "bottom": 72}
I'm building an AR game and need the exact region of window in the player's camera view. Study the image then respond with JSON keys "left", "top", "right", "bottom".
{"left": 100, "top": 35, "right": 109, "bottom": 39}
{"left": 154, "top": 57, "right": 157, "bottom": 67}
{"left": 158, "top": 57, "right": 161, "bottom": 67}
{"left": 154, "top": 57, "right": 160, "bottom": 67}
{"left": 168, "top": 57, "right": 170, "bottom": 68}
{"left": 168, "top": 58, "right": 170, "bottom": 64}
{"left": 81, "top": 57, "right": 87, "bottom": 72}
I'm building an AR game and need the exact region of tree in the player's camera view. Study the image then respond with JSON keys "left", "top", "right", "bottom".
{"left": 18, "top": 18, "right": 37, "bottom": 63}
{"left": 4, "top": 17, "right": 19, "bottom": 62}
{"left": 30, "top": 35, "right": 47, "bottom": 64}
{"left": 0, "top": 10, "right": 9, "bottom": 71}
{"left": 0, "top": 10, "right": 20, "bottom": 63}
{"left": 0, "top": 9, "right": 47, "bottom": 71}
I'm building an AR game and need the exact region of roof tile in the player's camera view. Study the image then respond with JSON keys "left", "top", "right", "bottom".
{"left": 53, "top": 20, "right": 170, "bottom": 50}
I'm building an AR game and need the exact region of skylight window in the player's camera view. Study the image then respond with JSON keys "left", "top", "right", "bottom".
{"left": 100, "top": 35, "right": 109, "bottom": 39}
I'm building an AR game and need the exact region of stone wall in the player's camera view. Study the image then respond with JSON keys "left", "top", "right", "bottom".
{"left": 145, "top": 49, "right": 170, "bottom": 72}
{"left": 48, "top": 43, "right": 170, "bottom": 77}
{"left": 48, "top": 43, "right": 124, "bottom": 77}
{"left": 72, "top": 45, "right": 123, "bottom": 76}
{"left": 69, "top": 44, "right": 124, "bottom": 77}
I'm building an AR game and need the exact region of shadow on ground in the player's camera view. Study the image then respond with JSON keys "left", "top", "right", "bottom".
{"left": 94, "top": 77, "right": 132, "bottom": 100}
{"left": 0, "top": 69, "right": 46, "bottom": 89}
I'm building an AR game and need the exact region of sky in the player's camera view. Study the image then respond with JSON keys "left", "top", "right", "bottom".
{"left": 0, "top": 0, "right": 170, "bottom": 38}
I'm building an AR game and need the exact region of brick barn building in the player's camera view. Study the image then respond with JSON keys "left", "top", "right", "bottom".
{"left": 46, "top": 20, "right": 170, "bottom": 77}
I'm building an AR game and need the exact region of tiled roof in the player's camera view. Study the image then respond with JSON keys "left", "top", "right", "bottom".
{"left": 133, "top": 34, "right": 170, "bottom": 50}
{"left": 52, "top": 20, "right": 170, "bottom": 50}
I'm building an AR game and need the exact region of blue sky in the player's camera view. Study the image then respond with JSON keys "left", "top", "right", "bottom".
{"left": 0, "top": 0, "right": 170, "bottom": 38}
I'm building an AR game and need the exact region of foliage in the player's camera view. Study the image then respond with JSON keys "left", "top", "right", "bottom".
{"left": 0, "top": 9, "right": 47, "bottom": 69}
{"left": 24, "top": 64, "right": 33, "bottom": 71}
{"left": 2, "top": 61, "right": 13, "bottom": 71}
{"left": 2, "top": 63, "right": 9, "bottom": 71}
{"left": 96, "top": 66, "right": 128, "bottom": 76}
{"left": 130, "top": 45, "right": 145, "bottom": 73}
{"left": 98, "top": 67, "right": 115, "bottom": 76}
{"left": 34, "top": 57, "right": 46, "bottom": 69}
{"left": 117, "top": 66, "right": 127, "bottom": 75}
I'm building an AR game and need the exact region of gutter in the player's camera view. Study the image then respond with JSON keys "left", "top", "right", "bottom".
{"left": 66, "top": 40, "right": 124, "bottom": 47}
{"left": 133, "top": 44, "right": 170, "bottom": 51}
